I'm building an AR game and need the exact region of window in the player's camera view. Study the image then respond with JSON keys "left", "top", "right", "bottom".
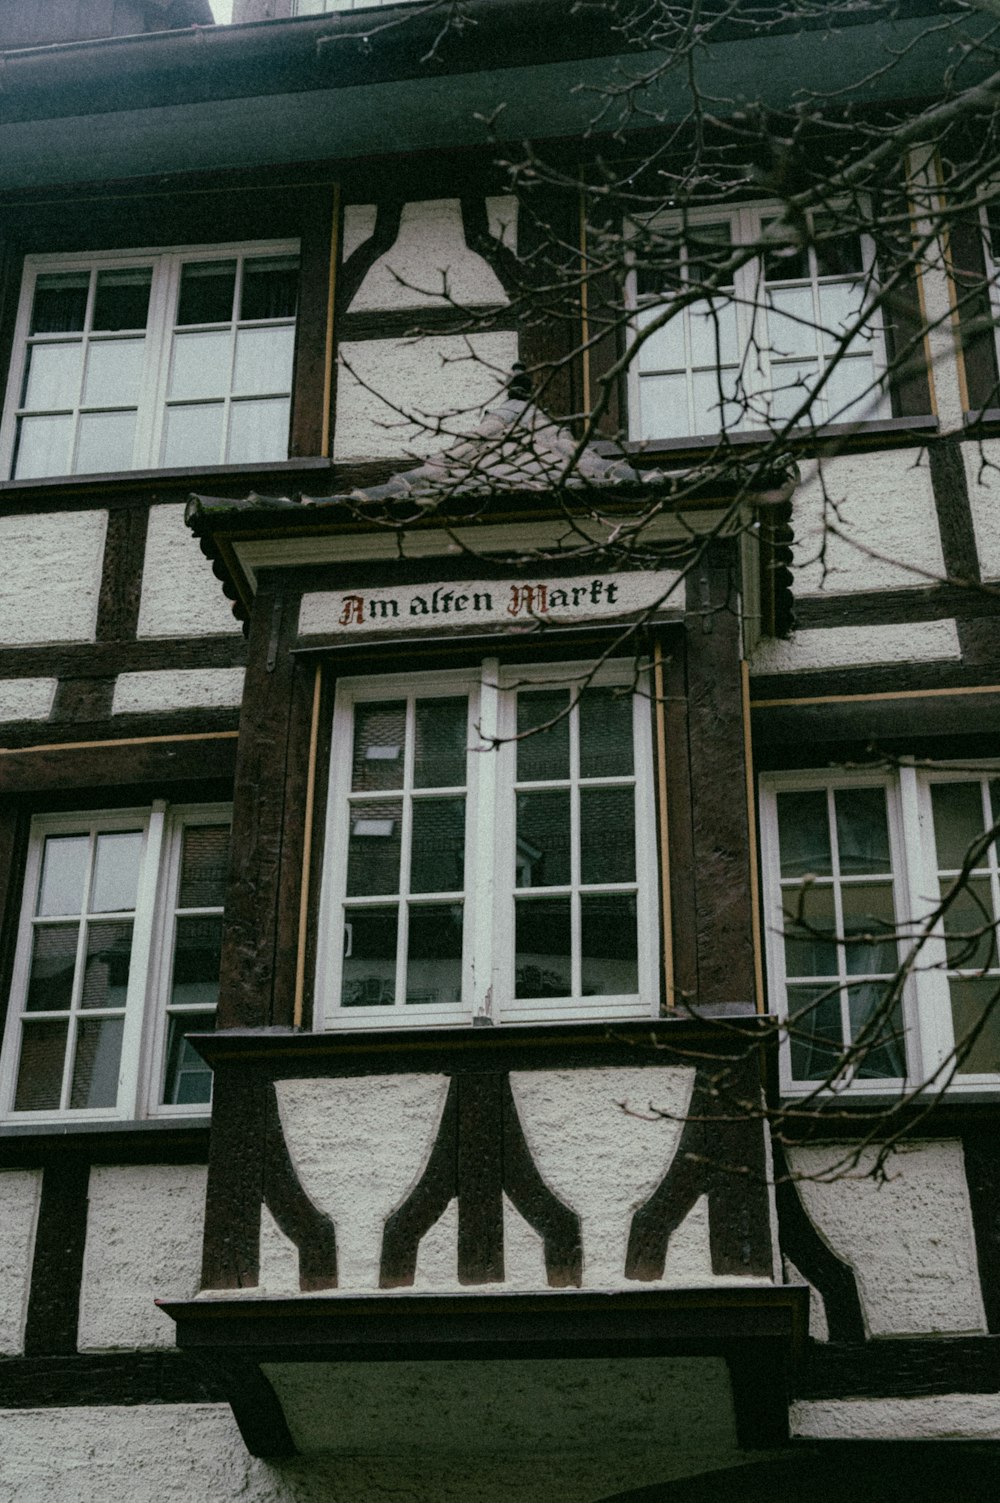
{"left": 760, "top": 769, "right": 1000, "bottom": 1094}
{"left": 293, "top": 1, "right": 418, "bottom": 12}
{"left": 630, "top": 205, "right": 891, "bottom": 441}
{"left": 0, "top": 243, "right": 299, "bottom": 481}
{"left": 0, "top": 803, "right": 230, "bottom": 1120}
{"left": 315, "top": 660, "right": 659, "bottom": 1028}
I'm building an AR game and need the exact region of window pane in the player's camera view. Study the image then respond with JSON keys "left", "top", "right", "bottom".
{"left": 347, "top": 802, "right": 402, "bottom": 896}
{"left": 240, "top": 255, "right": 299, "bottom": 321}
{"left": 14, "top": 1021, "right": 68, "bottom": 1110}
{"left": 932, "top": 782, "right": 988, "bottom": 871}
{"left": 82, "top": 338, "right": 146, "bottom": 406}
{"left": 351, "top": 702, "right": 405, "bottom": 791}
{"left": 31, "top": 273, "right": 89, "bottom": 335}
{"left": 22, "top": 342, "right": 82, "bottom": 410}
{"left": 26, "top": 924, "right": 79, "bottom": 1012}
{"left": 342, "top": 906, "right": 397, "bottom": 1006}
{"left": 14, "top": 413, "right": 72, "bottom": 479}
{"left": 637, "top": 373, "right": 689, "bottom": 439}
{"left": 635, "top": 304, "right": 686, "bottom": 373}
{"left": 170, "top": 916, "right": 223, "bottom": 1007}
{"left": 410, "top": 798, "right": 466, "bottom": 894}
{"left": 70, "top": 1017, "right": 124, "bottom": 1108}
{"left": 178, "top": 824, "right": 230, "bottom": 908}
{"left": 406, "top": 904, "right": 463, "bottom": 1005}
{"left": 942, "top": 878, "right": 998, "bottom": 971}
{"left": 776, "top": 790, "right": 831, "bottom": 877}
{"left": 814, "top": 220, "right": 865, "bottom": 277}
{"left": 75, "top": 410, "right": 136, "bottom": 474}
{"left": 782, "top": 883, "right": 837, "bottom": 978}
{"left": 516, "top": 690, "right": 570, "bottom": 782}
{"left": 581, "top": 893, "right": 638, "bottom": 995}
{"left": 824, "top": 353, "right": 879, "bottom": 422}
{"left": 162, "top": 1012, "right": 214, "bottom": 1105}
{"left": 227, "top": 397, "right": 290, "bottom": 464}
{"left": 579, "top": 688, "right": 633, "bottom": 778}
{"left": 690, "top": 367, "right": 743, "bottom": 433}
{"left": 38, "top": 834, "right": 88, "bottom": 916}
{"left": 848, "top": 983, "right": 905, "bottom": 1078}
{"left": 689, "top": 297, "right": 740, "bottom": 367}
{"left": 515, "top": 897, "right": 571, "bottom": 998}
{"left": 414, "top": 697, "right": 468, "bottom": 788}
{"left": 580, "top": 787, "right": 635, "bottom": 884}
{"left": 176, "top": 260, "right": 237, "bottom": 326}
{"left": 817, "top": 280, "right": 868, "bottom": 353}
{"left": 765, "top": 359, "right": 820, "bottom": 421}
{"left": 168, "top": 330, "right": 231, "bottom": 400}
{"left": 763, "top": 232, "right": 809, "bottom": 284}
{"left": 92, "top": 830, "right": 142, "bottom": 912}
{"left": 948, "top": 977, "right": 1000, "bottom": 1075}
{"left": 786, "top": 983, "right": 843, "bottom": 1081}
{"left": 233, "top": 326, "right": 295, "bottom": 395}
{"left": 765, "top": 286, "right": 817, "bottom": 358}
{"left": 161, "top": 403, "right": 224, "bottom": 468}
{"left": 80, "top": 920, "right": 133, "bottom": 1010}
{"left": 92, "top": 268, "right": 152, "bottom": 332}
{"left": 516, "top": 790, "right": 571, "bottom": 887}
{"left": 835, "top": 786, "right": 891, "bottom": 874}
{"left": 841, "top": 882, "right": 897, "bottom": 975}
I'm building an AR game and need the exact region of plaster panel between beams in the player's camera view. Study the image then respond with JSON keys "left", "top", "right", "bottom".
{"left": 0, "top": 1168, "right": 41, "bottom": 1356}
{"left": 0, "top": 678, "right": 57, "bottom": 722}
{"left": 787, "top": 1142, "right": 986, "bottom": 1337}
{"left": 333, "top": 333, "right": 517, "bottom": 461}
{"left": 964, "top": 436, "right": 1000, "bottom": 580}
{"left": 111, "top": 667, "right": 244, "bottom": 714}
{"left": 138, "top": 504, "right": 241, "bottom": 639}
{"left": 0, "top": 510, "right": 106, "bottom": 645}
{"left": 790, "top": 450, "right": 944, "bottom": 595}
{"left": 791, "top": 1394, "right": 1000, "bottom": 1440}
{"left": 748, "top": 618, "right": 960, "bottom": 673}
{"left": 78, "top": 1164, "right": 207, "bottom": 1352}
{"left": 348, "top": 198, "right": 511, "bottom": 312}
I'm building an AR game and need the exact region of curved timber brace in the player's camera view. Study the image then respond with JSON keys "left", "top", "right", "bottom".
{"left": 626, "top": 1066, "right": 773, "bottom": 1281}
{"left": 380, "top": 1073, "right": 582, "bottom": 1288}
{"left": 262, "top": 1084, "right": 338, "bottom": 1292}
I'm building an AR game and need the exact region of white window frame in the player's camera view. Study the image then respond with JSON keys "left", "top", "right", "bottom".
{"left": 0, "top": 240, "right": 299, "bottom": 482}
{"left": 760, "top": 766, "right": 1000, "bottom": 1096}
{"left": 314, "top": 658, "right": 660, "bottom": 1030}
{"left": 0, "top": 801, "right": 231, "bottom": 1123}
{"left": 627, "top": 202, "right": 892, "bottom": 442}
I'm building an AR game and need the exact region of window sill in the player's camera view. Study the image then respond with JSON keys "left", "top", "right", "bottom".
{"left": 0, "top": 1114, "right": 211, "bottom": 1164}
{"left": 0, "top": 456, "right": 335, "bottom": 499}
{"left": 605, "top": 415, "right": 939, "bottom": 464}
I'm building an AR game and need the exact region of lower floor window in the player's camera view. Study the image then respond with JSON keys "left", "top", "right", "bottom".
{"left": 316, "top": 660, "right": 660, "bottom": 1027}
{"left": 760, "top": 768, "right": 1000, "bottom": 1092}
{"left": 0, "top": 802, "right": 230, "bottom": 1120}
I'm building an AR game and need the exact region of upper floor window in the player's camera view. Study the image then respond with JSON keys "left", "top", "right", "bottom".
{"left": 0, "top": 242, "right": 299, "bottom": 481}
{"left": 0, "top": 803, "right": 231, "bottom": 1121}
{"left": 629, "top": 205, "right": 891, "bottom": 442}
{"left": 315, "top": 660, "right": 660, "bottom": 1028}
{"left": 760, "top": 769, "right": 1000, "bottom": 1094}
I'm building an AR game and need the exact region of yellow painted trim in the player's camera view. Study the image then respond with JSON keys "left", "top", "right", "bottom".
{"left": 321, "top": 184, "right": 341, "bottom": 459}
{"left": 653, "top": 640, "right": 674, "bottom": 1011}
{"left": 579, "top": 185, "right": 591, "bottom": 417}
{"left": 0, "top": 730, "right": 239, "bottom": 756}
{"left": 930, "top": 149, "right": 972, "bottom": 416}
{"left": 741, "top": 660, "right": 765, "bottom": 1014}
{"left": 751, "top": 682, "right": 1000, "bottom": 710}
{"left": 294, "top": 663, "right": 323, "bottom": 1029}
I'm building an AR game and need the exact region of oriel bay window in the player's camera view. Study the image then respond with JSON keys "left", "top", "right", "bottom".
{"left": 0, "top": 242, "right": 299, "bottom": 480}
{"left": 315, "top": 661, "right": 660, "bottom": 1028}
{"left": 0, "top": 803, "right": 231, "bottom": 1120}
{"left": 760, "top": 769, "right": 1000, "bottom": 1094}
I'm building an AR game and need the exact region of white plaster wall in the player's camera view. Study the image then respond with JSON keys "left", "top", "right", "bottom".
{"left": 964, "top": 436, "right": 1000, "bottom": 580}
{"left": 0, "top": 511, "right": 106, "bottom": 644}
{"left": 333, "top": 332, "right": 517, "bottom": 460}
{"left": 0, "top": 1401, "right": 754, "bottom": 1503}
{"left": 511, "top": 1067, "right": 723, "bottom": 1289}
{"left": 792, "top": 1394, "right": 1000, "bottom": 1441}
{"left": 78, "top": 1164, "right": 207, "bottom": 1351}
{"left": 258, "top": 1202, "right": 301, "bottom": 1296}
{"left": 274, "top": 1075, "right": 450, "bottom": 1290}
{"left": 749, "top": 618, "right": 961, "bottom": 674}
{"left": 790, "top": 449, "right": 945, "bottom": 595}
{"left": 112, "top": 667, "right": 245, "bottom": 714}
{"left": 349, "top": 198, "right": 511, "bottom": 311}
{"left": 137, "top": 504, "right": 240, "bottom": 638}
{"left": 788, "top": 1142, "right": 986, "bottom": 1337}
{"left": 0, "top": 678, "right": 56, "bottom": 722}
{"left": 0, "top": 1169, "right": 41, "bottom": 1356}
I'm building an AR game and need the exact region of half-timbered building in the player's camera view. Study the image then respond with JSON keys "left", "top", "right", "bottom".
{"left": 0, "top": 1, "right": 998, "bottom": 1498}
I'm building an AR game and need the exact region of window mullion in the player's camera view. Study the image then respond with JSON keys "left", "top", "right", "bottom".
{"left": 59, "top": 828, "right": 98, "bottom": 1111}
{"left": 474, "top": 660, "right": 500, "bottom": 1020}
{"left": 117, "top": 803, "right": 165, "bottom": 1119}
{"left": 394, "top": 698, "right": 416, "bottom": 1010}
{"left": 570, "top": 694, "right": 582, "bottom": 999}
{"left": 897, "top": 765, "right": 940, "bottom": 1082}
{"left": 825, "top": 787, "right": 853, "bottom": 1081}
